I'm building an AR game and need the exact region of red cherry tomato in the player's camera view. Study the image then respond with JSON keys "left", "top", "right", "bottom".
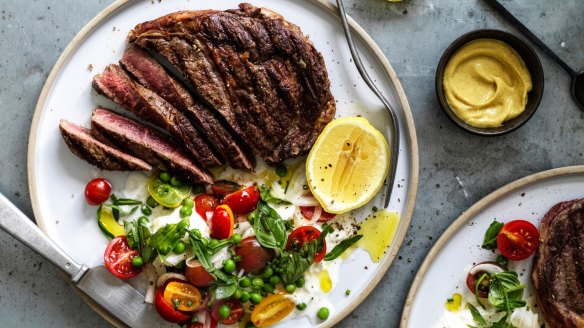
{"left": 154, "top": 287, "right": 192, "bottom": 323}
{"left": 211, "top": 180, "right": 241, "bottom": 199}
{"left": 185, "top": 259, "right": 214, "bottom": 287}
{"left": 210, "top": 299, "right": 244, "bottom": 325}
{"left": 85, "top": 178, "right": 112, "bottom": 206}
{"left": 104, "top": 236, "right": 142, "bottom": 279}
{"left": 286, "top": 226, "right": 326, "bottom": 263}
{"left": 221, "top": 185, "right": 260, "bottom": 215}
{"left": 497, "top": 220, "right": 540, "bottom": 261}
{"left": 194, "top": 194, "right": 219, "bottom": 220}
{"left": 299, "top": 206, "right": 337, "bottom": 222}
{"left": 234, "top": 237, "right": 275, "bottom": 274}
{"left": 209, "top": 205, "right": 234, "bottom": 240}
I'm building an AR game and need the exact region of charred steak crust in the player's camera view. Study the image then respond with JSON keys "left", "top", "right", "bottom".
{"left": 128, "top": 3, "right": 336, "bottom": 165}
{"left": 91, "top": 108, "right": 213, "bottom": 184}
{"left": 119, "top": 45, "right": 255, "bottom": 171}
{"left": 532, "top": 198, "right": 584, "bottom": 328}
{"left": 59, "top": 119, "right": 152, "bottom": 171}
{"left": 92, "top": 64, "right": 223, "bottom": 168}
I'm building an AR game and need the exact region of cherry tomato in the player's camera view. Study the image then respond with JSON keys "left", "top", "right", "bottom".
{"left": 299, "top": 206, "right": 337, "bottom": 222}
{"left": 234, "top": 237, "right": 275, "bottom": 274}
{"left": 211, "top": 180, "right": 241, "bottom": 199}
{"left": 286, "top": 226, "right": 326, "bottom": 263}
{"left": 163, "top": 281, "right": 202, "bottom": 312}
{"left": 221, "top": 185, "right": 260, "bottom": 215}
{"left": 251, "top": 294, "right": 295, "bottom": 328}
{"left": 497, "top": 220, "right": 540, "bottom": 261}
{"left": 210, "top": 299, "right": 244, "bottom": 325}
{"left": 154, "top": 287, "right": 192, "bottom": 323}
{"left": 185, "top": 259, "right": 214, "bottom": 287}
{"left": 209, "top": 205, "right": 234, "bottom": 240}
{"left": 85, "top": 178, "right": 112, "bottom": 206}
{"left": 104, "top": 236, "right": 142, "bottom": 279}
{"left": 465, "top": 262, "right": 504, "bottom": 298}
{"left": 194, "top": 194, "right": 219, "bottom": 220}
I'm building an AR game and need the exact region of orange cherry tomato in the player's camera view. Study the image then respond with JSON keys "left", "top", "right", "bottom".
{"left": 251, "top": 294, "right": 295, "bottom": 328}
{"left": 154, "top": 287, "right": 192, "bottom": 323}
{"left": 163, "top": 281, "right": 202, "bottom": 312}
{"left": 209, "top": 204, "right": 234, "bottom": 240}
{"left": 221, "top": 185, "right": 260, "bottom": 215}
{"left": 286, "top": 226, "right": 326, "bottom": 263}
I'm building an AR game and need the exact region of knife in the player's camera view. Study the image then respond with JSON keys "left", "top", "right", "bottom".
{"left": 0, "top": 193, "right": 172, "bottom": 328}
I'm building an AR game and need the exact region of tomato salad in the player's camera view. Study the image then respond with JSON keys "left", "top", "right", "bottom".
{"left": 88, "top": 166, "right": 360, "bottom": 328}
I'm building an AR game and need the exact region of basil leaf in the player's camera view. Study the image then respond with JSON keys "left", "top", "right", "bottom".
{"left": 324, "top": 235, "right": 363, "bottom": 261}
{"left": 467, "top": 303, "right": 486, "bottom": 326}
{"left": 251, "top": 201, "right": 287, "bottom": 250}
{"left": 110, "top": 194, "right": 120, "bottom": 220}
{"left": 488, "top": 271, "right": 526, "bottom": 315}
{"left": 482, "top": 220, "right": 504, "bottom": 250}
{"left": 124, "top": 220, "right": 140, "bottom": 249}
{"left": 215, "top": 283, "right": 237, "bottom": 300}
{"left": 275, "top": 240, "right": 317, "bottom": 284}
{"left": 123, "top": 219, "right": 155, "bottom": 262}
{"left": 148, "top": 218, "right": 189, "bottom": 254}
{"left": 317, "top": 224, "right": 333, "bottom": 253}
{"left": 209, "top": 239, "right": 234, "bottom": 254}
{"left": 117, "top": 198, "right": 143, "bottom": 205}
{"left": 103, "top": 203, "right": 139, "bottom": 218}
{"left": 188, "top": 230, "right": 236, "bottom": 285}
{"left": 495, "top": 255, "right": 508, "bottom": 268}
{"left": 259, "top": 185, "right": 292, "bottom": 205}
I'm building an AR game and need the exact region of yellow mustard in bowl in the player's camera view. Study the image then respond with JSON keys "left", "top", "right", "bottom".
{"left": 443, "top": 38, "right": 532, "bottom": 128}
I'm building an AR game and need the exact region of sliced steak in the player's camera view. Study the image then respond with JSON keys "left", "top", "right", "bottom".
{"left": 532, "top": 198, "right": 584, "bottom": 328}
{"left": 92, "top": 64, "right": 222, "bottom": 168}
{"left": 120, "top": 45, "right": 254, "bottom": 171}
{"left": 128, "top": 3, "right": 335, "bottom": 165}
{"left": 59, "top": 119, "right": 151, "bottom": 171}
{"left": 91, "top": 108, "right": 213, "bottom": 184}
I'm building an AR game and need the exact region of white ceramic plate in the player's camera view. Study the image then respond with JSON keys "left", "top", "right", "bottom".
{"left": 28, "top": 0, "right": 419, "bottom": 327}
{"left": 400, "top": 166, "right": 584, "bottom": 327}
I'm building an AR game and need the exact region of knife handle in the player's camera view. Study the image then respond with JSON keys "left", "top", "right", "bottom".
{"left": 0, "top": 193, "right": 88, "bottom": 283}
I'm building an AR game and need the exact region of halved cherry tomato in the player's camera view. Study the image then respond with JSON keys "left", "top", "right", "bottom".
{"left": 497, "top": 220, "right": 540, "bottom": 261}
{"left": 210, "top": 299, "right": 244, "bottom": 325}
{"left": 286, "top": 226, "right": 326, "bottom": 263}
{"left": 221, "top": 185, "right": 260, "bottom": 215}
{"left": 251, "top": 294, "right": 295, "bottom": 328}
{"left": 154, "top": 287, "right": 192, "bottom": 323}
{"left": 300, "top": 206, "right": 336, "bottom": 222}
{"left": 163, "top": 281, "right": 202, "bottom": 312}
{"left": 465, "top": 262, "right": 504, "bottom": 298}
{"left": 194, "top": 194, "right": 219, "bottom": 220}
{"left": 185, "top": 259, "right": 214, "bottom": 287}
{"left": 85, "top": 178, "right": 111, "bottom": 206}
{"left": 209, "top": 205, "right": 234, "bottom": 240}
{"left": 235, "top": 236, "right": 275, "bottom": 274}
{"left": 104, "top": 236, "right": 142, "bottom": 279}
{"left": 211, "top": 180, "right": 241, "bottom": 199}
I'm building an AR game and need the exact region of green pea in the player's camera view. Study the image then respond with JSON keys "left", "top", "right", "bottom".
{"left": 251, "top": 277, "right": 264, "bottom": 288}
{"left": 179, "top": 206, "right": 192, "bottom": 218}
{"left": 146, "top": 196, "right": 158, "bottom": 208}
{"left": 231, "top": 233, "right": 242, "bottom": 244}
{"left": 234, "top": 289, "right": 242, "bottom": 300}
{"left": 192, "top": 184, "right": 205, "bottom": 195}
{"left": 295, "top": 277, "right": 305, "bottom": 288}
{"left": 269, "top": 276, "right": 280, "bottom": 285}
{"left": 173, "top": 241, "right": 186, "bottom": 254}
{"left": 182, "top": 198, "right": 194, "bottom": 208}
{"left": 170, "top": 176, "right": 183, "bottom": 187}
{"left": 249, "top": 292, "right": 262, "bottom": 305}
{"left": 262, "top": 283, "right": 274, "bottom": 293}
{"left": 218, "top": 304, "right": 231, "bottom": 319}
{"left": 131, "top": 256, "right": 144, "bottom": 268}
{"left": 191, "top": 229, "right": 202, "bottom": 239}
{"left": 138, "top": 216, "right": 149, "bottom": 226}
{"left": 285, "top": 284, "right": 296, "bottom": 293}
{"left": 262, "top": 267, "right": 273, "bottom": 278}
{"left": 240, "top": 277, "right": 251, "bottom": 288}
{"left": 317, "top": 307, "right": 329, "bottom": 320}
{"left": 159, "top": 247, "right": 170, "bottom": 256}
{"left": 275, "top": 165, "right": 287, "bottom": 177}
{"left": 345, "top": 289, "right": 351, "bottom": 295}
{"left": 141, "top": 205, "right": 152, "bottom": 216}
{"left": 159, "top": 172, "right": 171, "bottom": 182}
{"left": 296, "top": 303, "right": 307, "bottom": 311}
{"left": 209, "top": 239, "right": 219, "bottom": 248}
{"left": 223, "top": 259, "right": 236, "bottom": 273}
{"left": 239, "top": 291, "right": 250, "bottom": 302}
{"left": 251, "top": 285, "right": 261, "bottom": 291}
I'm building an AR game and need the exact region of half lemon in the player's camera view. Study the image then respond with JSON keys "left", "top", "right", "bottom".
{"left": 306, "top": 117, "right": 390, "bottom": 214}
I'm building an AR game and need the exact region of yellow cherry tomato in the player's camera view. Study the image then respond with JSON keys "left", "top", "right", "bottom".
{"left": 163, "top": 281, "right": 201, "bottom": 312}
{"left": 251, "top": 294, "right": 295, "bottom": 327}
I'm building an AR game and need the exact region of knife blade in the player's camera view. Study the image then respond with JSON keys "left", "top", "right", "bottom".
{"left": 0, "top": 193, "right": 171, "bottom": 328}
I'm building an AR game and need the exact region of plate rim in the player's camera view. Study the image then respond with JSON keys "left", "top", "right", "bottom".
{"left": 27, "top": 0, "right": 420, "bottom": 327}
{"left": 399, "top": 165, "right": 584, "bottom": 328}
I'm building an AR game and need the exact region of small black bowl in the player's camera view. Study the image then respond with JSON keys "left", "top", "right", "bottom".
{"left": 436, "top": 29, "right": 544, "bottom": 136}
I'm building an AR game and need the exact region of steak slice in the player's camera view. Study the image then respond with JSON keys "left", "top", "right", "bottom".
{"left": 59, "top": 119, "right": 151, "bottom": 171}
{"left": 128, "top": 3, "right": 335, "bottom": 165}
{"left": 92, "top": 64, "right": 222, "bottom": 168}
{"left": 532, "top": 198, "right": 584, "bottom": 328}
{"left": 91, "top": 108, "right": 213, "bottom": 184}
{"left": 120, "top": 45, "right": 254, "bottom": 171}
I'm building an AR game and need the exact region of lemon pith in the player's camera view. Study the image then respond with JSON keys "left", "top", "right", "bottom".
{"left": 306, "top": 117, "right": 390, "bottom": 214}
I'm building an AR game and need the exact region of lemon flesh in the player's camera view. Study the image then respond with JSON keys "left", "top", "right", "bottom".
{"left": 306, "top": 117, "right": 390, "bottom": 214}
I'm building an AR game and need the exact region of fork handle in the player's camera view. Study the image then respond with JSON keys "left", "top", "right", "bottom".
{"left": 0, "top": 193, "right": 88, "bottom": 283}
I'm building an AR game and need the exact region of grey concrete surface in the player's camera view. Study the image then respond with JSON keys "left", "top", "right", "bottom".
{"left": 0, "top": 0, "right": 581, "bottom": 327}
